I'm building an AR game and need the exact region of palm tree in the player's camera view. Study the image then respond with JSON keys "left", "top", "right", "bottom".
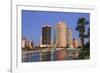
{"left": 86, "top": 28, "right": 90, "bottom": 43}
{"left": 76, "top": 18, "right": 89, "bottom": 59}
{"left": 85, "top": 27, "right": 90, "bottom": 57}
{"left": 76, "top": 18, "right": 89, "bottom": 48}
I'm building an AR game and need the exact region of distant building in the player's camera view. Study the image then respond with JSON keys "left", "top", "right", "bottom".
{"left": 22, "top": 37, "right": 26, "bottom": 49}
{"left": 67, "top": 28, "right": 73, "bottom": 48}
{"left": 73, "top": 39, "right": 79, "bottom": 48}
{"left": 28, "top": 40, "right": 34, "bottom": 49}
{"left": 25, "top": 40, "right": 34, "bottom": 49}
{"left": 42, "top": 25, "right": 51, "bottom": 46}
{"left": 40, "top": 33, "right": 42, "bottom": 45}
{"left": 55, "top": 22, "right": 67, "bottom": 48}
{"left": 21, "top": 37, "right": 34, "bottom": 50}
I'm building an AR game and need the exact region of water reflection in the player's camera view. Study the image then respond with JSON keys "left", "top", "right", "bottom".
{"left": 22, "top": 48, "right": 80, "bottom": 62}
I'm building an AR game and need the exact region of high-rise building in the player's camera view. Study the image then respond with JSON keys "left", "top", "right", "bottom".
{"left": 55, "top": 22, "right": 67, "bottom": 48}
{"left": 73, "top": 38, "right": 79, "bottom": 48}
{"left": 67, "top": 28, "right": 73, "bottom": 48}
{"left": 40, "top": 33, "right": 42, "bottom": 45}
{"left": 42, "top": 25, "right": 51, "bottom": 46}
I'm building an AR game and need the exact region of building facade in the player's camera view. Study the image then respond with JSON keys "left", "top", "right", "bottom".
{"left": 42, "top": 25, "right": 51, "bottom": 46}
{"left": 67, "top": 28, "right": 73, "bottom": 48}
{"left": 55, "top": 22, "right": 67, "bottom": 48}
{"left": 22, "top": 37, "right": 26, "bottom": 49}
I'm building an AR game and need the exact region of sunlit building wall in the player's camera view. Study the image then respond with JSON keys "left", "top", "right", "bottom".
{"left": 67, "top": 28, "right": 73, "bottom": 48}
{"left": 22, "top": 37, "right": 26, "bottom": 48}
{"left": 28, "top": 40, "right": 33, "bottom": 49}
{"left": 55, "top": 22, "right": 67, "bottom": 48}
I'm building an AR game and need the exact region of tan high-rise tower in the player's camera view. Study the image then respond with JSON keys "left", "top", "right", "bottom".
{"left": 56, "top": 22, "right": 67, "bottom": 48}
{"left": 67, "top": 28, "right": 73, "bottom": 48}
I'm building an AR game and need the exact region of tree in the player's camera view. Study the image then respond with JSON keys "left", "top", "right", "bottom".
{"left": 84, "top": 28, "right": 90, "bottom": 57}
{"left": 76, "top": 18, "right": 89, "bottom": 59}
{"left": 76, "top": 18, "right": 89, "bottom": 48}
{"left": 86, "top": 28, "right": 90, "bottom": 43}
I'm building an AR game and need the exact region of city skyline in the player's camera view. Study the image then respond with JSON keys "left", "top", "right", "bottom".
{"left": 22, "top": 10, "right": 90, "bottom": 44}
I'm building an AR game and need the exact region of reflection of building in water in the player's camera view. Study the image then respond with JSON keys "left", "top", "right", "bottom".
{"left": 67, "top": 28, "right": 73, "bottom": 48}
{"left": 54, "top": 49, "right": 67, "bottom": 60}
{"left": 55, "top": 22, "right": 67, "bottom": 48}
{"left": 41, "top": 25, "right": 51, "bottom": 47}
{"left": 73, "top": 38, "right": 79, "bottom": 48}
{"left": 42, "top": 51, "right": 51, "bottom": 61}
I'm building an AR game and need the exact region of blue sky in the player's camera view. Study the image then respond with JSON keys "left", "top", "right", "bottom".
{"left": 22, "top": 10, "right": 90, "bottom": 44}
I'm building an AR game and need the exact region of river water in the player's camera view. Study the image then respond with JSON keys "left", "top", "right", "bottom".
{"left": 22, "top": 48, "right": 80, "bottom": 62}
